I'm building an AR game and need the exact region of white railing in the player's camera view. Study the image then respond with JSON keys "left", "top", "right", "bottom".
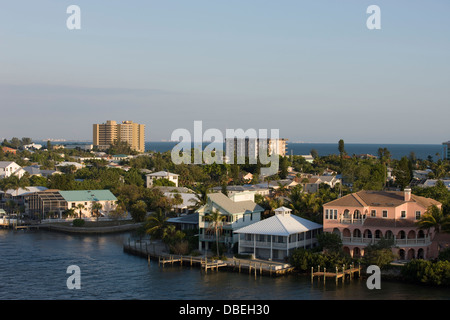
{"left": 342, "top": 236, "right": 431, "bottom": 246}
{"left": 239, "top": 239, "right": 317, "bottom": 249}
{"left": 340, "top": 218, "right": 365, "bottom": 225}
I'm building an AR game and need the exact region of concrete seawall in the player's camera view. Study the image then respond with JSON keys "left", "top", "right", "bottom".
{"left": 39, "top": 222, "right": 143, "bottom": 234}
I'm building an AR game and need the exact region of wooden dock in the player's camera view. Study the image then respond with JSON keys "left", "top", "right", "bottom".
{"left": 123, "top": 239, "right": 294, "bottom": 277}
{"left": 311, "top": 263, "right": 361, "bottom": 283}
{"left": 0, "top": 221, "right": 40, "bottom": 231}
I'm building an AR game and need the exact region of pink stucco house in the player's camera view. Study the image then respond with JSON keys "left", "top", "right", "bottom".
{"left": 323, "top": 188, "right": 442, "bottom": 260}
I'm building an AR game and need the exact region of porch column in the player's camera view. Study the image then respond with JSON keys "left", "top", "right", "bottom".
{"left": 254, "top": 234, "right": 256, "bottom": 256}
{"left": 303, "top": 232, "right": 306, "bottom": 248}
{"left": 238, "top": 234, "right": 241, "bottom": 254}
{"left": 286, "top": 235, "right": 289, "bottom": 258}
{"left": 270, "top": 235, "right": 273, "bottom": 260}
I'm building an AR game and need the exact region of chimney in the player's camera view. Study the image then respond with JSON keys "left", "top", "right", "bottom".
{"left": 404, "top": 187, "right": 412, "bottom": 202}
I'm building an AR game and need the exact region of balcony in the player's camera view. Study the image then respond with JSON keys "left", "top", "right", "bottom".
{"left": 342, "top": 236, "right": 431, "bottom": 247}
{"left": 339, "top": 218, "right": 365, "bottom": 225}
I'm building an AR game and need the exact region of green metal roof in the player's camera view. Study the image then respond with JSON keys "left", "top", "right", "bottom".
{"left": 59, "top": 190, "right": 117, "bottom": 202}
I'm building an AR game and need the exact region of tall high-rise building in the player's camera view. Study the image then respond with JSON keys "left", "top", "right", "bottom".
{"left": 443, "top": 141, "right": 450, "bottom": 160}
{"left": 225, "top": 138, "right": 288, "bottom": 163}
{"left": 93, "top": 120, "right": 145, "bottom": 153}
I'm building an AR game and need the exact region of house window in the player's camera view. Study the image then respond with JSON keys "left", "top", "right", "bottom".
{"left": 415, "top": 211, "right": 421, "bottom": 220}
{"left": 371, "top": 210, "right": 376, "bottom": 217}
{"left": 72, "top": 202, "right": 76, "bottom": 208}
{"left": 334, "top": 210, "right": 337, "bottom": 219}
{"left": 325, "top": 209, "right": 329, "bottom": 219}
{"left": 382, "top": 210, "right": 388, "bottom": 218}
{"left": 401, "top": 211, "right": 406, "bottom": 218}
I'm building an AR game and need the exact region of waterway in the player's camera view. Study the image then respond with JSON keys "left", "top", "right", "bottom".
{"left": 1, "top": 229, "right": 449, "bottom": 301}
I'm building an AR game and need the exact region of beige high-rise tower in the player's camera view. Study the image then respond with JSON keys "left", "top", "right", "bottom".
{"left": 93, "top": 120, "right": 145, "bottom": 153}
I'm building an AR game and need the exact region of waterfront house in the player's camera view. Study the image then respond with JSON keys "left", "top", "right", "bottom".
{"left": 146, "top": 171, "right": 179, "bottom": 187}
{"left": 197, "top": 192, "right": 264, "bottom": 253}
{"left": 322, "top": 188, "right": 442, "bottom": 260}
{"left": 234, "top": 206, "right": 323, "bottom": 260}
{"left": 25, "top": 189, "right": 117, "bottom": 219}
{"left": 1, "top": 186, "right": 48, "bottom": 213}
{"left": 59, "top": 190, "right": 118, "bottom": 218}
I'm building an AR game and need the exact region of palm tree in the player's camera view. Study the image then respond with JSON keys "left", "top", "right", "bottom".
{"left": 189, "top": 183, "right": 210, "bottom": 210}
{"left": 416, "top": 205, "right": 450, "bottom": 235}
{"left": 416, "top": 205, "right": 450, "bottom": 255}
{"left": 91, "top": 201, "right": 103, "bottom": 224}
{"left": 204, "top": 209, "right": 226, "bottom": 257}
{"left": 76, "top": 203, "right": 85, "bottom": 219}
{"left": 145, "top": 208, "right": 168, "bottom": 240}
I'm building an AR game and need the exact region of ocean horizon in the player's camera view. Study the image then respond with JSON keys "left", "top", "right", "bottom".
{"left": 145, "top": 141, "right": 444, "bottom": 161}
{"left": 38, "top": 140, "right": 444, "bottom": 161}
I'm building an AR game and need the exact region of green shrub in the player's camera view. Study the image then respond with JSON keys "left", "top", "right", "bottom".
{"left": 401, "top": 259, "right": 450, "bottom": 286}
{"left": 72, "top": 219, "right": 85, "bottom": 227}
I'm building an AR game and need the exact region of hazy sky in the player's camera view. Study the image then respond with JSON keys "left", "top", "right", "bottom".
{"left": 1, "top": 1, "right": 449, "bottom": 143}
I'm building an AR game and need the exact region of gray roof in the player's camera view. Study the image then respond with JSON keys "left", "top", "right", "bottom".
{"left": 0, "top": 161, "right": 15, "bottom": 168}
{"left": 167, "top": 212, "right": 199, "bottom": 225}
{"left": 207, "top": 193, "right": 264, "bottom": 215}
{"left": 235, "top": 213, "right": 322, "bottom": 236}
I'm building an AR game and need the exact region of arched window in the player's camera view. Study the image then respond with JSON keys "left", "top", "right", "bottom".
{"left": 363, "top": 229, "right": 372, "bottom": 238}
{"left": 354, "top": 210, "right": 361, "bottom": 219}
{"left": 343, "top": 209, "right": 350, "bottom": 219}
{"left": 385, "top": 230, "right": 394, "bottom": 239}
{"left": 375, "top": 230, "right": 382, "bottom": 239}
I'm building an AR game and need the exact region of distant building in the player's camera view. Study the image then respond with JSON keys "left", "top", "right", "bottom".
{"left": 146, "top": 171, "right": 179, "bottom": 187}
{"left": 225, "top": 138, "right": 288, "bottom": 163}
{"left": 0, "top": 161, "right": 26, "bottom": 179}
{"left": 93, "top": 120, "right": 145, "bottom": 153}
{"left": 1, "top": 146, "right": 17, "bottom": 155}
{"left": 443, "top": 141, "right": 450, "bottom": 160}
{"left": 419, "top": 179, "right": 450, "bottom": 191}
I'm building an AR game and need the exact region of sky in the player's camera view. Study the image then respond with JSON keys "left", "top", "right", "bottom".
{"left": 1, "top": 0, "right": 449, "bottom": 144}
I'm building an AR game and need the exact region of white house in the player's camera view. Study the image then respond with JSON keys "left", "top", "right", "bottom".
{"left": 197, "top": 192, "right": 264, "bottom": 253}
{"left": 0, "top": 161, "right": 26, "bottom": 179}
{"left": 146, "top": 171, "right": 179, "bottom": 187}
{"left": 234, "top": 206, "right": 323, "bottom": 260}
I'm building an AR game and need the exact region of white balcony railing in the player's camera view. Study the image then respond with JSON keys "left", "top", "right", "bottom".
{"left": 342, "top": 236, "right": 431, "bottom": 246}
{"left": 239, "top": 239, "right": 317, "bottom": 250}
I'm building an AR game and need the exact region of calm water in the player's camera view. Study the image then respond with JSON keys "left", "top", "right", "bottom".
{"left": 1, "top": 229, "right": 449, "bottom": 301}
